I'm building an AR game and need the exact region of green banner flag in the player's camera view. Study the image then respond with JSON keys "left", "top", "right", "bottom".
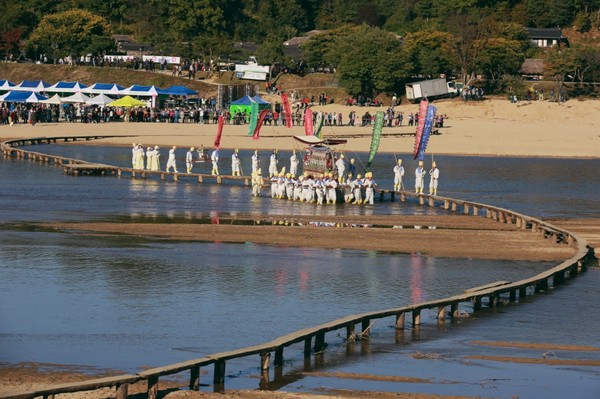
{"left": 366, "top": 111, "right": 384, "bottom": 169}
{"left": 247, "top": 101, "right": 259, "bottom": 136}
{"left": 314, "top": 112, "right": 324, "bottom": 138}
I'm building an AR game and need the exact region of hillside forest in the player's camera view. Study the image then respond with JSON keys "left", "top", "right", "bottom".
{"left": 1, "top": 0, "right": 600, "bottom": 97}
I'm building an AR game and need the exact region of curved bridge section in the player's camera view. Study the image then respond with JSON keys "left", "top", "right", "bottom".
{"left": 0, "top": 136, "right": 595, "bottom": 399}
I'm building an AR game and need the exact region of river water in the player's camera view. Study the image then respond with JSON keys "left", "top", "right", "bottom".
{"left": 0, "top": 144, "right": 599, "bottom": 398}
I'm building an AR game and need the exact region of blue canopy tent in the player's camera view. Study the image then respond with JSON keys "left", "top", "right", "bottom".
{"left": 0, "top": 91, "right": 48, "bottom": 103}
{"left": 0, "top": 80, "right": 15, "bottom": 92}
{"left": 46, "top": 81, "right": 88, "bottom": 94}
{"left": 160, "top": 85, "right": 199, "bottom": 96}
{"left": 229, "top": 95, "right": 271, "bottom": 117}
{"left": 14, "top": 80, "right": 51, "bottom": 92}
{"left": 82, "top": 83, "right": 124, "bottom": 95}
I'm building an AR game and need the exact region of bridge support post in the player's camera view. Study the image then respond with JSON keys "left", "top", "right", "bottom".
{"left": 261, "top": 352, "right": 271, "bottom": 371}
{"left": 304, "top": 337, "right": 312, "bottom": 357}
{"left": 198, "top": 175, "right": 203, "bottom": 183}
{"left": 443, "top": 200, "right": 449, "bottom": 210}
{"left": 451, "top": 202, "right": 457, "bottom": 212}
{"left": 346, "top": 323, "right": 355, "bottom": 339}
{"left": 116, "top": 383, "right": 128, "bottom": 399}
{"left": 419, "top": 196, "right": 424, "bottom": 205}
{"left": 400, "top": 193, "right": 406, "bottom": 202}
{"left": 473, "top": 297, "right": 482, "bottom": 311}
{"left": 519, "top": 287, "right": 527, "bottom": 298}
{"left": 213, "top": 360, "right": 226, "bottom": 385}
{"left": 274, "top": 347, "right": 284, "bottom": 367}
{"left": 390, "top": 191, "right": 395, "bottom": 201}
{"left": 450, "top": 303, "right": 458, "bottom": 317}
{"left": 437, "top": 306, "right": 446, "bottom": 321}
{"left": 395, "top": 313, "right": 405, "bottom": 329}
{"left": 509, "top": 290, "right": 516, "bottom": 302}
{"left": 463, "top": 204, "right": 469, "bottom": 214}
{"left": 189, "top": 365, "right": 200, "bottom": 390}
{"left": 147, "top": 376, "right": 159, "bottom": 399}
{"left": 412, "top": 309, "right": 421, "bottom": 326}
{"left": 379, "top": 191, "right": 385, "bottom": 201}
{"left": 314, "top": 332, "right": 326, "bottom": 352}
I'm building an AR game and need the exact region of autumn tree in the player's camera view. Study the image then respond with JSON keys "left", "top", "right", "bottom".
{"left": 26, "top": 9, "right": 114, "bottom": 59}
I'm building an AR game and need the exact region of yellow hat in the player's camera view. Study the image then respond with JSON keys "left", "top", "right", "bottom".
{"left": 398, "top": 159, "right": 402, "bottom": 164}
{"left": 433, "top": 161, "right": 437, "bottom": 167}
{"left": 357, "top": 174, "right": 362, "bottom": 179}
{"left": 190, "top": 147, "right": 195, "bottom": 151}
{"left": 235, "top": 148, "right": 239, "bottom": 153}
{"left": 341, "top": 154, "right": 345, "bottom": 159}
{"left": 419, "top": 161, "right": 424, "bottom": 166}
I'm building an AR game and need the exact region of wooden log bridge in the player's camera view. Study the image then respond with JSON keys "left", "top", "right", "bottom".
{"left": 0, "top": 136, "right": 596, "bottom": 399}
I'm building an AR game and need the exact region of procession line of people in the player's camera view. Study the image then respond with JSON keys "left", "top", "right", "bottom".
{"left": 130, "top": 145, "right": 440, "bottom": 200}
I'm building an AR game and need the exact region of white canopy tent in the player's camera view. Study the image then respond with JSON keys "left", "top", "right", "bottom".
{"left": 60, "top": 92, "right": 91, "bottom": 103}
{"left": 40, "top": 94, "right": 63, "bottom": 104}
{"left": 85, "top": 93, "right": 115, "bottom": 106}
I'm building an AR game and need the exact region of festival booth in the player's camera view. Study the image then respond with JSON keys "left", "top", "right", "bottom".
{"left": 85, "top": 94, "right": 115, "bottom": 106}
{"left": 46, "top": 81, "right": 88, "bottom": 94}
{"left": 229, "top": 95, "right": 271, "bottom": 118}
{"left": 120, "top": 85, "right": 162, "bottom": 107}
{"left": 40, "top": 94, "right": 63, "bottom": 105}
{"left": 82, "top": 83, "right": 124, "bottom": 96}
{"left": 108, "top": 95, "right": 147, "bottom": 107}
{"left": 158, "top": 85, "right": 199, "bottom": 108}
{"left": 60, "top": 92, "right": 91, "bottom": 104}
{"left": 13, "top": 80, "right": 51, "bottom": 92}
{"left": 0, "top": 91, "right": 48, "bottom": 103}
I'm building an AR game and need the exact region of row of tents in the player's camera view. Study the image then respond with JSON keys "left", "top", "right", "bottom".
{"left": 0, "top": 79, "right": 274, "bottom": 112}
{"left": 0, "top": 79, "right": 198, "bottom": 97}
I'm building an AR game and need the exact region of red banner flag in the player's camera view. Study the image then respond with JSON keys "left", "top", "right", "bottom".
{"left": 214, "top": 115, "right": 225, "bottom": 148}
{"left": 304, "top": 107, "right": 313, "bottom": 136}
{"left": 281, "top": 92, "right": 292, "bottom": 128}
{"left": 252, "top": 109, "right": 270, "bottom": 140}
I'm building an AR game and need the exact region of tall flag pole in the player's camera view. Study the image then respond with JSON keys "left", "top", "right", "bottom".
{"left": 247, "top": 100, "right": 259, "bottom": 136}
{"left": 412, "top": 100, "right": 429, "bottom": 159}
{"left": 214, "top": 114, "right": 225, "bottom": 148}
{"left": 366, "top": 111, "right": 384, "bottom": 169}
{"left": 304, "top": 107, "right": 314, "bottom": 136}
{"left": 281, "top": 92, "right": 292, "bottom": 128}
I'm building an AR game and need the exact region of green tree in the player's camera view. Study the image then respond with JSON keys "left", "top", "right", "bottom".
{"left": 402, "top": 30, "right": 459, "bottom": 78}
{"left": 336, "top": 25, "right": 410, "bottom": 96}
{"left": 256, "top": 34, "right": 287, "bottom": 66}
{"left": 27, "top": 9, "right": 113, "bottom": 58}
{"left": 474, "top": 37, "right": 526, "bottom": 79}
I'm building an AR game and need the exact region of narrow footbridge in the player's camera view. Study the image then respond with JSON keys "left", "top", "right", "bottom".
{"left": 0, "top": 136, "right": 595, "bottom": 399}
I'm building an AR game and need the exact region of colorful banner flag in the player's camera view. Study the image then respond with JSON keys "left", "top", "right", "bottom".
{"left": 417, "top": 105, "right": 437, "bottom": 160}
{"left": 214, "top": 114, "right": 225, "bottom": 148}
{"left": 247, "top": 100, "right": 259, "bottom": 136}
{"left": 366, "top": 111, "right": 384, "bottom": 168}
{"left": 252, "top": 109, "right": 270, "bottom": 140}
{"left": 304, "top": 107, "right": 313, "bottom": 136}
{"left": 281, "top": 92, "right": 292, "bottom": 128}
{"left": 412, "top": 100, "right": 429, "bottom": 159}
{"left": 314, "top": 112, "right": 324, "bottom": 138}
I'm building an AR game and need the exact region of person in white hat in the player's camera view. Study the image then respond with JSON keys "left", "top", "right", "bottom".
{"left": 166, "top": 146, "right": 178, "bottom": 173}
{"left": 415, "top": 160, "right": 426, "bottom": 194}
{"left": 393, "top": 159, "right": 404, "bottom": 191}
{"left": 186, "top": 147, "right": 195, "bottom": 173}
{"left": 231, "top": 149, "right": 242, "bottom": 176}
{"left": 146, "top": 146, "right": 154, "bottom": 170}
{"left": 151, "top": 146, "right": 161, "bottom": 171}
{"left": 210, "top": 146, "right": 220, "bottom": 175}
{"left": 289, "top": 149, "right": 299, "bottom": 177}
{"left": 335, "top": 154, "right": 346, "bottom": 183}
{"left": 429, "top": 161, "right": 440, "bottom": 196}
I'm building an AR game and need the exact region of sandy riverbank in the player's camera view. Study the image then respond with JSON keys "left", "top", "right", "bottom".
{"left": 1, "top": 97, "right": 599, "bottom": 158}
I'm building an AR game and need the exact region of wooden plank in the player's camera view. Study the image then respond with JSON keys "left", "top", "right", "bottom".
{"left": 464, "top": 281, "right": 511, "bottom": 293}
